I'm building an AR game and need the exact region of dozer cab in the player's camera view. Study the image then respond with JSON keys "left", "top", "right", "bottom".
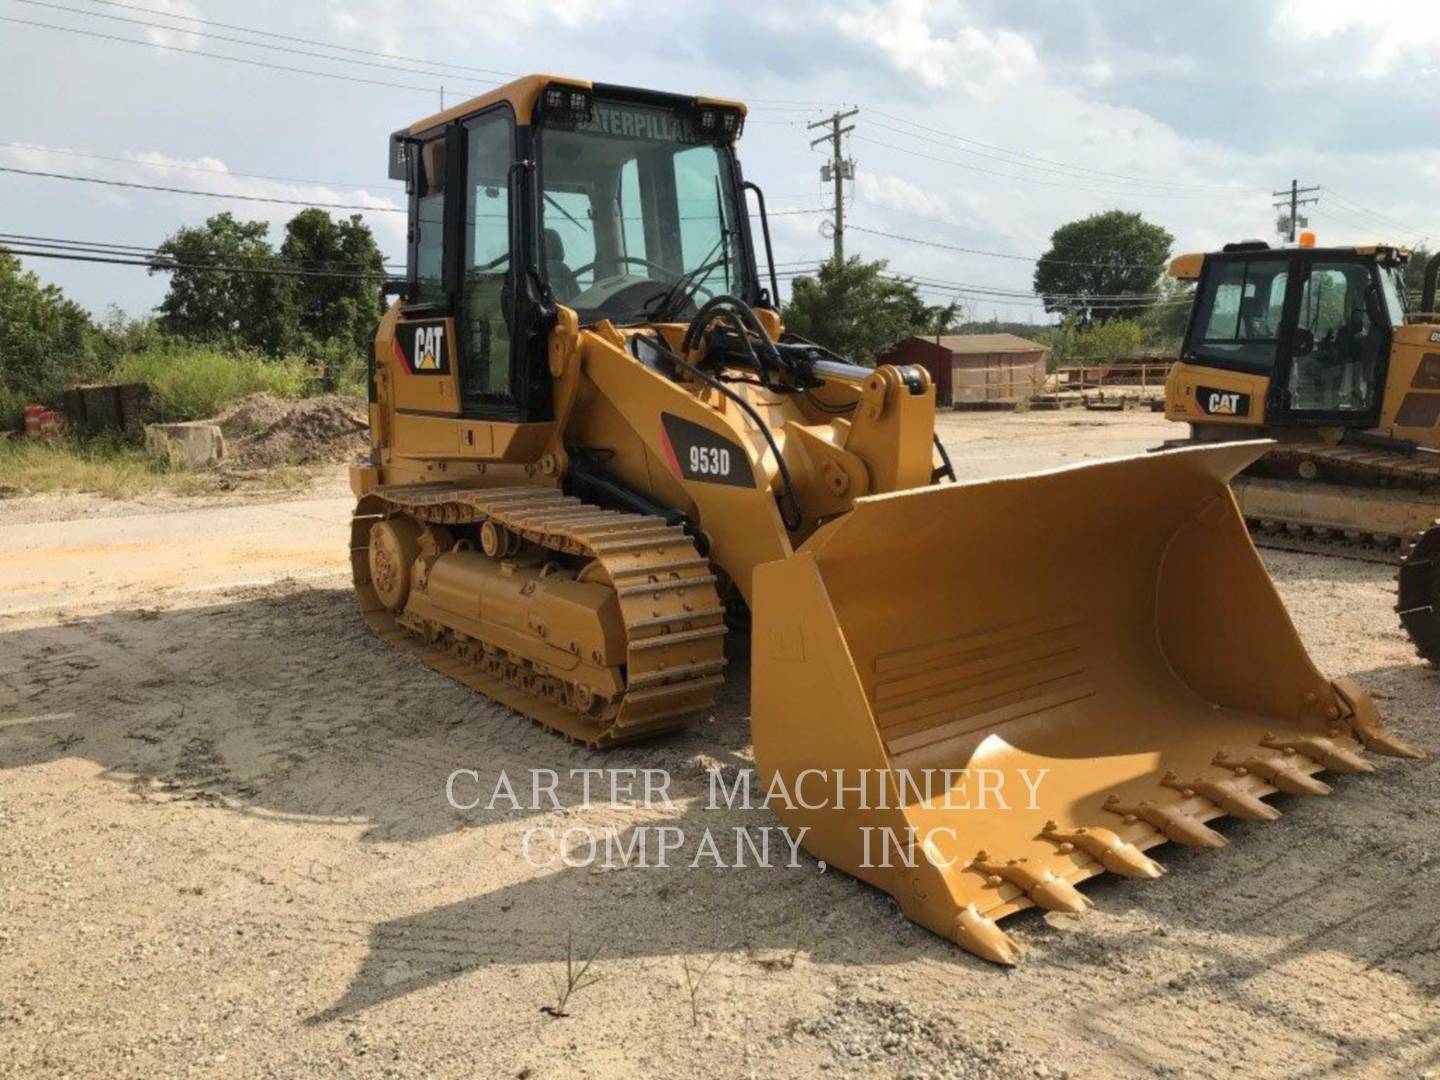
{"left": 352, "top": 76, "right": 1421, "bottom": 964}
{"left": 1164, "top": 241, "right": 1440, "bottom": 659}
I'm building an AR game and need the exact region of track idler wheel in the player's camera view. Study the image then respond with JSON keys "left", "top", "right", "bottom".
{"left": 369, "top": 517, "right": 422, "bottom": 611}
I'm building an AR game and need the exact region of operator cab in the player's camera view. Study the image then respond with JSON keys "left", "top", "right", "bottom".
{"left": 387, "top": 76, "right": 766, "bottom": 423}
{"left": 1178, "top": 241, "right": 1409, "bottom": 425}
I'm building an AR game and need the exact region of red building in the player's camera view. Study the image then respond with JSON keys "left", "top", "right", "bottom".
{"left": 880, "top": 333, "right": 1050, "bottom": 407}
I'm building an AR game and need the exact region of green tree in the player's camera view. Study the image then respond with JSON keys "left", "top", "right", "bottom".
{"left": 1135, "top": 278, "right": 1195, "bottom": 352}
{"left": 151, "top": 212, "right": 295, "bottom": 354}
{"left": 1406, "top": 246, "right": 1433, "bottom": 308}
{"left": 1034, "top": 211, "right": 1173, "bottom": 325}
{"left": 280, "top": 210, "right": 385, "bottom": 361}
{"left": 782, "top": 257, "right": 959, "bottom": 363}
{"left": 0, "top": 248, "right": 106, "bottom": 425}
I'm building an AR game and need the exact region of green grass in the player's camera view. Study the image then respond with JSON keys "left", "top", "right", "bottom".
{"left": 0, "top": 437, "right": 313, "bottom": 500}
{"left": 0, "top": 438, "right": 202, "bottom": 499}
{"left": 113, "top": 347, "right": 309, "bottom": 422}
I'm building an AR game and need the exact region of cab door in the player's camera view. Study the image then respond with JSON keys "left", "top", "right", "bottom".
{"left": 1270, "top": 256, "right": 1391, "bottom": 426}
{"left": 456, "top": 108, "right": 518, "bottom": 416}
{"left": 392, "top": 103, "right": 550, "bottom": 423}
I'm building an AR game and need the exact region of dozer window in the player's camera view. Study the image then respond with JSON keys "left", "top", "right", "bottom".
{"left": 461, "top": 110, "right": 516, "bottom": 406}
{"left": 414, "top": 138, "right": 446, "bottom": 306}
{"left": 1289, "top": 261, "right": 1385, "bottom": 414}
{"left": 1191, "top": 258, "right": 1289, "bottom": 372}
{"left": 537, "top": 98, "right": 752, "bottom": 324}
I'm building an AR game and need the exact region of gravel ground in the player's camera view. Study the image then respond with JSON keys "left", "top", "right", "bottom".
{"left": 1, "top": 408, "right": 1437, "bottom": 1079}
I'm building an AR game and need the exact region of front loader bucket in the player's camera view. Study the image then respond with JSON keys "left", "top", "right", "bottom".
{"left": 751, "top": 442, "right": 1422, "bottom": 965}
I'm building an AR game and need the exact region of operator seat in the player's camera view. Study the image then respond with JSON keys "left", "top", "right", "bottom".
{"left": 543, "top": 228, "right": 580, "bottom": 302}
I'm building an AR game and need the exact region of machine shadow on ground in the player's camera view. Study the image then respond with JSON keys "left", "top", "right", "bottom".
{"left": 2, "top": 584, "right": 1437, "bottom": 1037}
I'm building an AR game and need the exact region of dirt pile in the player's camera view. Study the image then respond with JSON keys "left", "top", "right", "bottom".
{"left": 221, "top": 394, "right": 369, "bottom": 469}
{"left": 214, "top": 393, "right": 298, "bottom": 439}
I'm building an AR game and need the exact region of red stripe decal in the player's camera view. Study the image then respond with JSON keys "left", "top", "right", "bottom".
{"left": 659, "top": 424, "right": 683, "bottom": 480}
{"left": 392, "top": 337, "right": 412, "bottom": 374}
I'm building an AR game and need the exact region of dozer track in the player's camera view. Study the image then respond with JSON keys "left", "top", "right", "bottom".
{"left": 351, "top": 483, "right": 727, "bottom": 747}
{"left": 1236, "top": 443, "right": 1440, "bottom": 564}
{"left": 1224, "top": 443, "right": 1440, "bottom": 663}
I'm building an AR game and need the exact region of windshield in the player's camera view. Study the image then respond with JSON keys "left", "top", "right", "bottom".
{"left": 1187, "top": 257, "right": 1290, "bottom": 371}
{"left": 537, "top": 97, "right": 753, "bottom": 325}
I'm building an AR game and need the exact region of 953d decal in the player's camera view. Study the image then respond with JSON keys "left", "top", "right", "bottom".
{"left": 659, "top": 413, "right": 753, "bottom": 488}
{"left": 393, "top": 320, "right": 449, "bottom": 375}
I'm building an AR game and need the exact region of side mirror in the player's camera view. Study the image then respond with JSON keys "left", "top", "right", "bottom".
{"left": 1293, "top": 328, "right": 1316, "bottom": 358}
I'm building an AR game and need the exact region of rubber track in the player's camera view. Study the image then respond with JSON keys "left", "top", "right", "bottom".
{"left": 351, "top": 483, "right": 727, "bottom": 747}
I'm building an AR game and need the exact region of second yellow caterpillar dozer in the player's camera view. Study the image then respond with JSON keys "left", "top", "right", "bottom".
{"left": 354, "top": 75, "right": 1422, "bottom": 965}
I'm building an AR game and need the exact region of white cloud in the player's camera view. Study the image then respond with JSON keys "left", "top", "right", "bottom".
{"left": 1273, "top": 0, "right": 1440, "bottom": 77}
{"left": 825, "top": 0, "right": 1038, "bottom": 96}
{"left": 326, "top": 0, "right": 625, "bottom": 51}
{"left": 132, "top": 0, "right": 205, "bottom": 49}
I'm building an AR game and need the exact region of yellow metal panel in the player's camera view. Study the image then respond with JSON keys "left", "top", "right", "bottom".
{"left": 1168, "top": 252, "right": 1205, "bottom": 280}
{"left": 407, "top": 73, "right": 588, "bottom": 133}
{"left": 1164, "top": 361, "right": 1268, "bottom": 426}
{"left": 751, "top": 442, "right": 1396, "bottom": 962}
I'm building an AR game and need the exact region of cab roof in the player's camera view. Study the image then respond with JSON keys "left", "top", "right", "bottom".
{"left": 1168, "top": 242, "right": 1411, "bottom": 280}
{"left": 406, "top": 74, "right": 747, "bottom": 137}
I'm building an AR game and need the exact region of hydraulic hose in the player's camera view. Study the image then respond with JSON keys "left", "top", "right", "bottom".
{"left": 635, "top": 334, "right": 804, "bottom": 533}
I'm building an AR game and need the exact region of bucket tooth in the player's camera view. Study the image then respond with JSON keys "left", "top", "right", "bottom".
{"left": 953, "top": 905, "right": 1023, "bottom": 966}
{"left": 971, "top": 856, "right": 1093, "bottom": 914}
{"left": 1212, "top": 750, "right": 1332, "bottom": 796}
{"left": 1358, "top": 729, "right": 1426, "bottom": 760}
{"left": 1041, "top": 823, "right": 1166, "bottom": 879}
{"left": 1259, "top": 733, "right": 1375, "bottom": 775}
{"left": 1332, "top": 676, "right": 1427, "bottom": 760}
{"left": 1104, "top": 796, "right": 1228, "bottom": 849}
{"left": 1160, "top": 772, "right": 1280, "bottom": 822}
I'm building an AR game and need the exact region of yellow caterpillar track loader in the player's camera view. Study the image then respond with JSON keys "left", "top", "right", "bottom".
{"left": 353, "top": 76, "right": 1421, "bottom": 964}
{"left": 1164, "top": 241, "right": 1440, "bottom": 661}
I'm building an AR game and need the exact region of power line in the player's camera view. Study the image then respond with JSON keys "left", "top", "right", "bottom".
{"left": 0, "top": 141, "right": 405, "bottom": 193}
{"left": 2, "top": 245, "right": 389, "bottom": 279}
{"left": 865, "top": 108, "right": 1256, "bottom": 194}
{"left": 772, "top": 264, "right": 1190, "bottom": 307}
{"left": 850, "top": 196, "right": 1019, "bottom": 240}
{"left": 0, "top": 15, "right": 448, "bottom": 94}
{"left": 12, "top": 2, "right": 827, "bottom": 115}
{"left": 0, "top": 165, "right": 404, "bottom": 212}
{"left": 854, "top": 134, "right": 1253, "bottom": 202}
{"left": 1324, "top": 190, "right": 1434, "bottom": 241}
{"left": 74, "top": 0, "right": 521, "bottom": 78}
{"left": 0, "top": 231, "right": 405, "bottom": 270}
{"left": 846, "top": 223, "right": 1166, "bottom": 271}
{"left": 16, "top": 0, "right": 500, "bottom": 89}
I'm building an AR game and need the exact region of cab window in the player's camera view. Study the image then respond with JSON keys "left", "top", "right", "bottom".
{"left": 414, "top": 139, "right": 446, "bottom": 306}
{"left": 461, "top": 110, "right": 515, "bottom": 407}
{"left": 537, "top": 99, "right": 751, "bottom": 324}
{"left": 1289, "top": 260, "right": 1386, "bottom": 413}
{"left": 1190, "top": 258, "right": 1289, "bottom": 371}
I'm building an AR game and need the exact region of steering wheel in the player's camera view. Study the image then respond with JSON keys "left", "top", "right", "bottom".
{"left": 567, "top": 255, "right": 676, "bottom": 281}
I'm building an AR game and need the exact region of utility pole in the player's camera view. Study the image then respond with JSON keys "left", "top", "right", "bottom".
{"left": 809, "top": 108, "right": 858, "bottom": 264}
{"left": 1273, "top": 179, "right": 1320, "bottom": 243}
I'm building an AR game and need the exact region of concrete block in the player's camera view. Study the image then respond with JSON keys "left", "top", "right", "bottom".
{"left": 145, "top": 422, "right": 226, "bottom": 468}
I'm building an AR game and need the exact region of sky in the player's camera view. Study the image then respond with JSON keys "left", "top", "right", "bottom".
{"left": 2, "top": 0, "right": 1437, "bottom": 324}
